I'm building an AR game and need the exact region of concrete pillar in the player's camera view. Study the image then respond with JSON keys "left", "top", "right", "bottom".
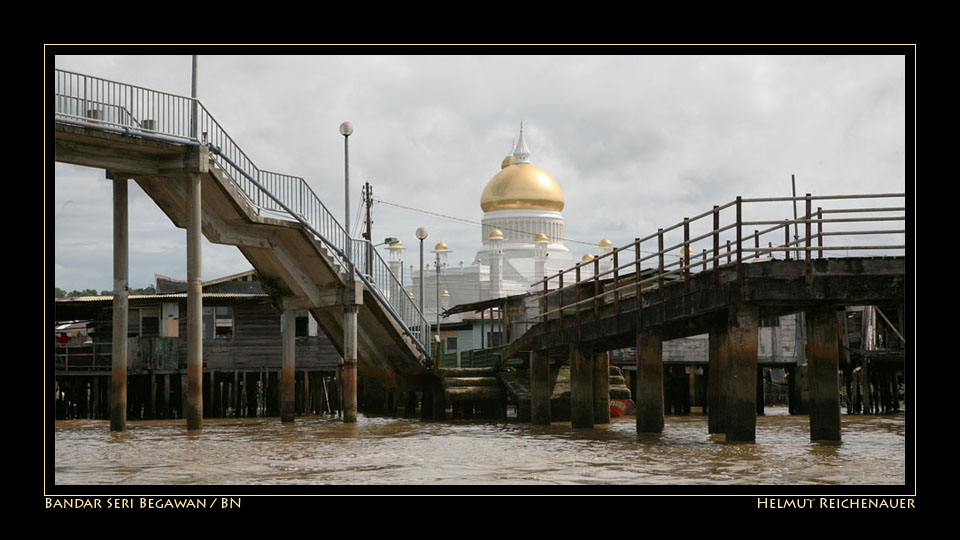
{"left": 806, "top": 306, "right": 842, "bottom": 442}
{"left": 529, "top": 350, "right": 551, "bottom": 425}
{"left": 343, "top": 304, "right": 359, "bottom": 423}
{"left": 725, "top": 302, "right": 759, "bottom": 443}
{"left": 707, "top": 325, "right": 725, "bottom": 433}
{"left": 569, "top": 345, "right": 594, "bottom": 428}
{"left": 281, "top": 309, "right": 296, "bottom": 422}
{"left": 593, "top": 351, "right": 610, "bottom": 424}
{"left": 185, "top": 172, "right": 203, "bottom": 430}
{"left": 110, "top": 175, "right": 128, "bottom": 432}
{"left": 636, "top": 330, "right": 664, "bottom": 433}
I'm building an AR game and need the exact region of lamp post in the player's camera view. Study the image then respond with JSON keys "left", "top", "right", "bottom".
{"left": 340, "top": 122, "right": 354, "bottom": 275}
{"left": 415, "top": 227, "right": 429, "bottom": 346}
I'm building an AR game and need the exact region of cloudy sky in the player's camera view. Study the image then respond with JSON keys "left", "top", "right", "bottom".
{"left": 50, "top": 50, "right": 909, "bottom": 294}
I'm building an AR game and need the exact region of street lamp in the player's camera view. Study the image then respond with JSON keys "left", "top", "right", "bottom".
{"left": 415, "top": 227, "right": 428, "bottom": 345}
{"left": 340, "top": 122, "right": 354, "bottom": 275}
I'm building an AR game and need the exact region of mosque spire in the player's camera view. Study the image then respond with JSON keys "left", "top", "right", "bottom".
{"left": 513, "top": 121, "right": 531, "bottom": 163}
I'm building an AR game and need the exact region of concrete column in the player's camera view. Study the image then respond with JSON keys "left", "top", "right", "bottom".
{"left": 707, "top": 325, "right": 725, "bottom": 433}
{"left": 185, "top": 172, "right": 203, "bottom": 430}
{"left": 529, "top": 350, "right": 551, "bottom": 425}
{"left": 725, "top": 302, "right": 759, "bottom": 443}
{"left": 343, "top": 304, "right": 359, "bottom": 423}
{"left": 806, "top": 306, "right": 842, "bottom": 441}
{"left": 281, "top": 309, "right": 296, "bottom": 422}
{"left": 110, "top": 176, "right": 128, "bottom": 432}
{"left": 636, "top": 330, "right": 664, "bottom": 433}
{"left": 593, "top": 351, "right": 610, "bottom": 424}
{"left": 569, "top": 345, "right": 594, "bottom": 428}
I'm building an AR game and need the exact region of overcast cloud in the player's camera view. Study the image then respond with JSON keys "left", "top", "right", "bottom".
{"left": 50, "top": 52, "right": 909, "bottom": 293}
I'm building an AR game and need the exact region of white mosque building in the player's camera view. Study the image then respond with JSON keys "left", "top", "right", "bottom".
{"left": 383, "top": 125, "right": 613, "bottom": 352}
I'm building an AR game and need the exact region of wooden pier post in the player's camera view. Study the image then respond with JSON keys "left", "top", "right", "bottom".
{"left": 185, "top": 171, "right": 203, "bottom": 430}
{"left": 343, "top": 304, "right": 359, "bottom": 423}
{"left": 110, "top": 174, "right": 128, "bottom": 432}
{"left": 636, "top": 329, "right": 664, "bottom": 433}
{"left": 593, "top": 351, "right": 611, "bottom": 424}
{"left": 725, "top": 302, "right": 759, "bottom": 443}
{"left": 530, "top": 350, "right": 552, "bottom": 425}
{"left": 569, "top": 345, "right": 594, "bottom": 428}
{"left": 806, "top": 306, "right": 842, "bottom": 441}
{"left": 281, "top": 309, "right": 296, "bottom": 422}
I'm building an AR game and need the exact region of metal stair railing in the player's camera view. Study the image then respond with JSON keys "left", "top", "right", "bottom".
{"left": 53, "top": 69, "right": 431, "bottom": 360}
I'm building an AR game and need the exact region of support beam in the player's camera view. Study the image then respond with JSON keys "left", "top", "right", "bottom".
{"left": 529, "top": 350, "right": 551, "bottom": 425}
{"left": 806, "top": 306, "right": 842, "bottom": 442}
{"left": 593, "top": 351, "right": 610, "bottom": 424}
{"left": 636, "top": 330, "right": 664, "bottom": 433}
{"left": 185, "top": 172, "right": 203, "bottom": 430}
{"left": 343, "top": 304, "right": 359, "bottom": 423}
{"left": 707, "top": 325, "right": 725, "bottom": 434}
{"left": 110, "top": 175, "right": 128, "bottom": 432}
{"left": 725, "top": 302, "right": 759, "bottom": 443}
{"left": 569, "top": 345, "right": 594, "bottom": 428}
{"left": 281, "top": 308, "right": 296, "bottom": 422}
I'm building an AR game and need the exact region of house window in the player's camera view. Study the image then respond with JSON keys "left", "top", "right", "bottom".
{"left": 202, "top": 306, "right": 234, "bottom": 339}
{"left": 446, "top": 337, "right": 458, "bottom": 351}
{"left": 296, "top": 310, "right": 310, "bottom": 337}
{"left": 214, "top": 307, "right": 233, "bottom": 338}
{"left": 487, "top": 332, "right": 502, "bottom": 347}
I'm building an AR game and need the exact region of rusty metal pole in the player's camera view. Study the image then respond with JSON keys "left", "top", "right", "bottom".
{"left": 110, "top": 174, "right": 128, "bottom": 432}
{"left": 735, "top": 197, "right": 743, "bottom": 284}
{"left": 817, "top": 207, "right": 823, "bottom": 259}
{"left": 185, "top": 171, "right": 203, "bottom": 431}
{"left": 683, "top": 218, "right": 690, "bottom": 294}
{"left": 281, "top": 308, "right": 296, "bottom": 422}
{"left": 657, "top": 229, "right": 664, "bottom": 302}
{"left": 805, "top": 194, "right": 813, "bottom": 286}
{"left": 713, "top": 206, "right": 720, "bottom": 284}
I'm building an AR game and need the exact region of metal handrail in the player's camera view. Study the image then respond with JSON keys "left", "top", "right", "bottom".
{"left": 53, "top": 69, "right": 431, "bottom": 361}
{"left": 532, "top": 193, "right": 906, "bottom": 321}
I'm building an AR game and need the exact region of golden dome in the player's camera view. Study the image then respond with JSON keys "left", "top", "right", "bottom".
{"left": 488, "top": 228, "right": 504, "bottom": 239}
{"left": 533, "top": 233, "right": 549, "bottom": 242}
{"left": 582, "top": 253, "right": 595, "bottom": 261}
{"left": 480, "top": 162, "right": 564, "bottom": 212}
{"left": 501, "top": 155, "right": 515, "bottom": 169}
{"left": 599, "top": 238, "right": 613, "bottom": 247}
{"left": 389, "top": 239, "right": 403, "bottom": 247}
{"left": 434, "top": 241, "right": 448, "bottom": 250}
{"left": 441, "top": 290, "right": 450, "bottom": 296}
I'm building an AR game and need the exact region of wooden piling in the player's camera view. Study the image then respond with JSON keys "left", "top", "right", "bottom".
{"left": 806, "top": 306, "right": 842, "bottom": 441}
{"left": 707, "top": 325, "right": 726, "bottom": 434}
{"left": 636, "top": 329, "right": 664, "bottom": 433}
{"left": 343, "top": 305, "right": 359, "bottom": 423}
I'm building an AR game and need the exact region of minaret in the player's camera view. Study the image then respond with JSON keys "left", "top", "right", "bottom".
{"left": 598, "top": 238, "right": 613, "bottom": 274}
{"left": 385, "top": 240, "right": 405, "bottom": 305}
{"left": 533, "top": 232, "right": 549, "bottom": 285}
{"left": 488, "top": 229, "right": 504, "bottom": 299}
{"left": 513, "top": 122, "right": 532, "bottom": 163}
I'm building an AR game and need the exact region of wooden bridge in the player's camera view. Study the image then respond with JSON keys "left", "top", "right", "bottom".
{"left": 500, "top": 194, "right": 907, "bottom": 442}
{"left": 53, "top": 69, "right": 434, "bottom": 431}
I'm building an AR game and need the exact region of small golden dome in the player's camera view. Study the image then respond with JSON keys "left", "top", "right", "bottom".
{"left": 501, "top": 155, "right": 515, "bottom": 169}
{"left": 599, "top": 238, "right": 613, "bottom": 247}
{"left": 488, "top": 229, "right": 504, "bottom": 239}
{"left": 408, "top": 292, "right": 415, "bottom": 298}
{"left": 441, "top": 290, "right": 450, "bottom": 296}
{"left": 582, "top": 253, "right": 595, "bottom": 261}
{"left": 434, "top": 241, "right": 448, "bottom": 250}
{"left": 533, "top": 233, "right": 549, "bottom": 242}
{"left": 389, "top": 239, "right": 403, "bottom": 247}
{"left": 480, "top": 162, "right": 564, "bottom": 212}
